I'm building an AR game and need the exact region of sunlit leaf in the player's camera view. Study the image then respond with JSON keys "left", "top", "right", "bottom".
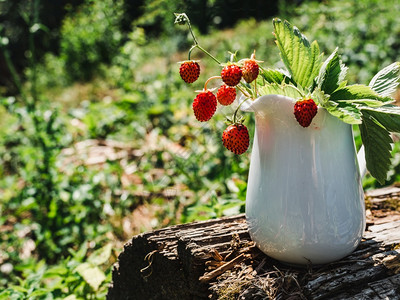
{"left": 29, "top": 289, "right": 51, "bottom": 297}
{"left": 88, "top": 243, "right": 113, "bottom": 266}
{"left": 259, "top": 83, "right": 303, "bottom": 99}
{"left": 369, "top": 62, "right": 400, "bottom": 97}
{"left": 330, "top": 84, "right": 393, "bottom": 102}
{"left": 273, "top": 18, "right": 322, "bottom": 89}
{"left": 69, "top": 243, "right": 88, "bottom": 262}
{"left": 8, "top": 286, "right": 27, "bottom": 293}
{"left": 43, "top": 265, "right": 69, "bottom": 277}
{"left": 325, "top": 102, "right": 362, "bottom": 124}
{"left": 360, "top": 105, "right": 400, "bottom": 132}
{"left": 260, "top": 68, "right": 289, "bottom": 84}
{"left": 359, "top": 112, "right": 393, "bottom": 184}
{"left": 317, "top": 48, "right": 347, "bottom": 94}
{"left": 337, "top": 99, "right": 386, "bottom": 108}
{"left": 75, "top": 262, "right": 106, "bottom": 291}
{"left": 312, "top": 86, "right": 329, "bottom": 107}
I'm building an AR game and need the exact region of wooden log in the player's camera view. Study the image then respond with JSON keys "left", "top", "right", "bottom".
{"left": 107, "top": 186, "right": 400, "bottom": 300}
{"left": 106, "top": 215, "right": 249, "bottom": 299}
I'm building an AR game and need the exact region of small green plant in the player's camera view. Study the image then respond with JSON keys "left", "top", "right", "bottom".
{"left": 0, "top": 3, "right": 131, "bottom": 296}
{"left": 60, "top": 0, "right": 124, "bottom": 81}
{"left": 0, "top": 243, "right": 113, "bottom": 300}
{"left": 183, "top": 183, "right": 246, "bottom": 223}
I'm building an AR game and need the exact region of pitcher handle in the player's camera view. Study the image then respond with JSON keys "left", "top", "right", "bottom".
{"left": 357, "top": 145, "right": 367, "bottom": 178}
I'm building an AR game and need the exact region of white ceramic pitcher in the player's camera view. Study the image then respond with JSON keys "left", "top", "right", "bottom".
{"left": 241, "top": 94, "right": 366, "bottom": 265}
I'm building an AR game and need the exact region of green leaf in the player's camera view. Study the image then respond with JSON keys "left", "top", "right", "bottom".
{"left": 326, "top": 102, "right": 362, "bottom": 124}
{"left": 273, "top": 18, "right": 322, "bottom": 89}
{"left": 337, "top": 99, "right": 386, "bottom": 108}
{"left": 88, "top": 243, "right": 113, "bottom": 266}
{"left": 43, "top": 265, "right": 69, "bottom": 277}
{"left": 330, "top": 84, "right": 393, "bottom": 102}
{"left": 69, "top": 242, "right": 88, "bottom": 262}
{"left": 311, "top": 87, "right": 329, "bottom": 107}
{"left": 8, "top": 286, "right": 27, "bottom": 293}
{"left": 75, "top": 262, "right": 106, "bottom": 291}
{"left": 64, "top": 295, "right": 78, "bottom": 300}
{"left": 359, "top": 112, "right": 393, "bottom": 184}
{"left": 317, "top": 48, "right": 348, "bottom": 95}
{"left": 369, "top": 62, "right": 400, "bottom": 97}
{"left": 29, "top": 289, "right": 52, "bottom": 297}
{"left": 360, "top": 105, "right": 400, "bottom": 132}
{"left": 0, "top": 291, "right": 13, "bottom": 299}
{"left": 260, "top": 68, "right": 289, "bottom": 84}
{"left": 258, "top": 82, "right": 303, "bottom": 99}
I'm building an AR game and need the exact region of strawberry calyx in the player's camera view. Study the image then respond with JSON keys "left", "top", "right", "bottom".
{"left": 221, "top": 96, "right": 251, "bottom": 155}
{"left": 222, "top": 116, "right": 250, "bottom": 155}
{"left": 225, "top": 97, "right": 248, "bottom": 130}
{"left": 239, "top": 52, "right": 262, "bottom": 84}
{"left": 238, "top": 51, "right": 264, "bottom": 65}
{"left": 225, "top": 113, "right": 245, "bottom": 126}
{"left": 177, "top": 59, "right": 201, "bottom": 64}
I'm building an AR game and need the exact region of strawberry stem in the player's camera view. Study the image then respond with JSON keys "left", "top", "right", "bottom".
{"left": 191, "top": 44, "right": 221, "bottom": 65}
{"left": 291, "top": 85, "right": 307, "bottom": 99}
{"left": 233, "top": 97, "right": 251, "bottom": 124}
{"left": 236, "top": 85, "right": 252, "bottom": 99}
{"left": 188, "top": 45, "right": 196, "bottom": 61}
{"left": 204, "top": 76, "right": 221, "bottom": 90}
{"left": 178, "top": 13, "right": 221, "bottom": 64}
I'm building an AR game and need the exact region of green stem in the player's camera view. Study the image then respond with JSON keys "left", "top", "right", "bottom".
{"left": 1, "top": 47, "right": 26, "bottom": 100}
{"left": 291, "top": 84, "right": 306, "bottom": 99}
{"left": 188, "top": 44, "right": 197, "bottom": 60}
{"left": 184, "top": 15, "right": 221, "bottom": 64}
{"left": 236, "top": 85, "right": 251, "bottom": 99}
{"left": 204, "top": 76, "right": 221, "bottom": 90}
{"left": 29, "top": 0, "right": 40, "bottom": 110}
{"left": 196, "top": 45, "right": 221, "bottom": 64}
{"left": 186, "top": 16, "right": 198, "bottom": 45}
{"left": 233, "top": 97, "right": 251, "bottom": 123}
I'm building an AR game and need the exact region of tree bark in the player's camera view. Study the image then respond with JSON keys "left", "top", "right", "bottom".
{"left": 107, "top": 186, "right": 400, "bottom": 300}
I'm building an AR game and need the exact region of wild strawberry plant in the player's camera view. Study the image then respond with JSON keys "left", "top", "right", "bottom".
{"left": 175, "top": 13, "right": 400, "bottom": 184}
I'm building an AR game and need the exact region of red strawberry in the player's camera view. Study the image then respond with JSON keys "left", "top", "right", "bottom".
{"left": 216, "top": 85, "right": 236, "bottom": 106}
{"left": 242, "top": 59, "right": 259, "bottom": 83}
{"left": 293, "top": 99, "right": 318, "bottom": 127}
{"left": 179, "top": 61, "right": 200, "bottom": 83}
{"left": 192, "top": 91, "right": 217, "bottom": 122}
{"left": 221, "top": 64, "right": 242, "bottom": 86}
{"left": 222, "top": 123, "right": 249, "bottom": 155}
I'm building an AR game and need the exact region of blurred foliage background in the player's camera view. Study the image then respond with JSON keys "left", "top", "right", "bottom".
{"left": 0, "top": 0, "right": 399, "bottom": 298}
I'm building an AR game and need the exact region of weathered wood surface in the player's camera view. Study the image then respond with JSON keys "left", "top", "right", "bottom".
{"left": 107, "top": 186, "right": 400, "bottom": 300}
